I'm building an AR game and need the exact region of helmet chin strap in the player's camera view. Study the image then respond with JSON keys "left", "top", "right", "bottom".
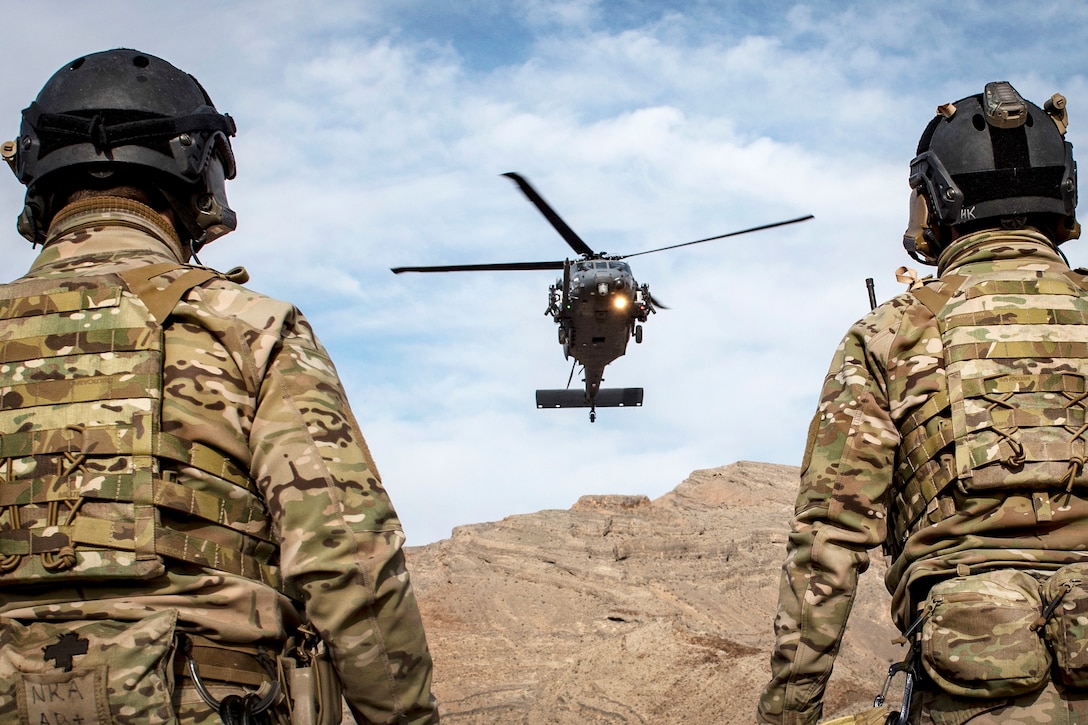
{"left": 188, "top": 237, "right": 205, "bottom": 265}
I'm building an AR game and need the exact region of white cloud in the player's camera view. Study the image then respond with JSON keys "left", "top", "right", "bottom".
{"left": 5, "top": 1, "right": 1088, "bottom": 542}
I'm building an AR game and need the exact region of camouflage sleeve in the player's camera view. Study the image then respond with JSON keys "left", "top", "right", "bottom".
{"left": 250, "top": 308, "right": 438, "bottom": 725}
{"left": 757, "top": 317, "right": 900, "bottom": 725}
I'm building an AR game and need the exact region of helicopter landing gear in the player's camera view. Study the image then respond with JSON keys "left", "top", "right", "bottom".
{"left": 589, "top": 408, "right": 597, "bottom": 423}
{"left": 634, "top": 324, "right": 643, "bottom": 344}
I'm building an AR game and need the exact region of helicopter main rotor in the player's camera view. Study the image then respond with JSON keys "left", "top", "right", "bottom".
{"left": 390, "top": 172, "right": 814, "bottom": 422}
{"left": 390, "top": 172, "right": 813, "bottom": 275}
{"left": 391, "top": 260, "right": 564, "bottom": 274}
{"left": 501, "top": 172, "right": 596, "bottom": 258}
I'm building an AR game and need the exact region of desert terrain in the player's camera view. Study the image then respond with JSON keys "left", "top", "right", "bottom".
{"left": 386, "top": 460, "right": 902, "bottom": 724}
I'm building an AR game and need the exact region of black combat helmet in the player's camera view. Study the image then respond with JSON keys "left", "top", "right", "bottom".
{"left": 903, "top": 81, "right": 1078, "bottom": 265}
{"left": 5, "top": 48, "right": 237, "bottom": 249}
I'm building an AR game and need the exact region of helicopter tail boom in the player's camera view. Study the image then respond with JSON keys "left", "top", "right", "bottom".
{"left": 535, "top": 388, "right": 644, "bottom": 409}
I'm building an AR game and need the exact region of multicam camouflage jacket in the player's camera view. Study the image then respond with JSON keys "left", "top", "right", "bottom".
{"left": 757, "top": 228, "right": 1088, "bottom": 724}
{"left": 0, "top": 198, "right": 438, "bottom": 724}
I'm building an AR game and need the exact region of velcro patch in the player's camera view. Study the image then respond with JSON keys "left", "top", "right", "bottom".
{"left": 16, "top": 667, "right": 109, "bottom": 724}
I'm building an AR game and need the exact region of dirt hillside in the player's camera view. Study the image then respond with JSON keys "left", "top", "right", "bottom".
{"left": 394, "top": 460, "right": 903, "bottom": 724}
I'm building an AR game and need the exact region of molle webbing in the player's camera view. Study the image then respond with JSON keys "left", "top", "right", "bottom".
{"left": 893, "top": 389, "right": 957, "bottom": 538}
{"left": 0, "top": 266, "right": 281, "bottom": 590}
{"left": 892, "top": 268, "right": 1088, "bottom": 543}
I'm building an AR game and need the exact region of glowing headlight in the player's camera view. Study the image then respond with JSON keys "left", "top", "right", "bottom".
{"left": 613, "top": 295, "right": 628, "bottom": 310}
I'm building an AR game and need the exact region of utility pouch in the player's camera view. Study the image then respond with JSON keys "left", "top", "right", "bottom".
{"left": 1042, "top": 563, "right": 1088, "bottom": 688}
{"left": 278, "top": 624, "right": 341, "bottom": 725}
{"left": 0, "top": 609, "right": 179, "bottom": 724}
{"left": 921, "top": 569, "right": 1050, "bottom": 698}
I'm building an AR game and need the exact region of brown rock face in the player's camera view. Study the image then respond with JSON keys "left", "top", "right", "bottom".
{"left": 402, "top": 461, "right": 902, "bottom": 724}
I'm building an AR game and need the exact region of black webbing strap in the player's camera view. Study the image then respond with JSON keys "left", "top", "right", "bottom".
{"left": 22, "top": 101, "right": 236, "bottom": 149}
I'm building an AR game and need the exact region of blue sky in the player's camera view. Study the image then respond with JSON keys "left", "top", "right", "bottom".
{"left": 8, "top": 1, "right": 1088, "bottom": 543}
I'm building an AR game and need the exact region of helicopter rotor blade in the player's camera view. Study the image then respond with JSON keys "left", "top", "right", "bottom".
{"left": 650, "top": 293, "right": 669, "bottom": 310}
{"left": 391, "top": 261, "right": 565, "bottom": 274}
{"left": 619, "top": 214, "right": 814, "bottom": 259}
{"left": 503, "top": 172, "right": 597, "bottom": 258}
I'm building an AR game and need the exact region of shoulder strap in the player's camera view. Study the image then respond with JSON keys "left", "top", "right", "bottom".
{"left": 1064, "top": 268, "right": 1088, "bottom": 294}
{"left": 117, "top": 262, "right": 219, "bottom": 323}
{"left": 909, "top": 274, "right": 967, "bottom": 317}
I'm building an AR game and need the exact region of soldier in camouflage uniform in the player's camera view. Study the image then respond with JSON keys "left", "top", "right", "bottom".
{"left": 0, "top": 50, "right": 438, "bottom": 724}
{"left": 758, "top": 82, "right": 1088, "bottom": 725}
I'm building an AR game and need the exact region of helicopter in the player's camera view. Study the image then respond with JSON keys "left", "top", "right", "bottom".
{"left": 392, "top": 172, "right": 813, "bottom": 422}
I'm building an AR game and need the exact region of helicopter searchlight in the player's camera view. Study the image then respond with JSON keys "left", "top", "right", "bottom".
{"left": 392, "top": 172, "right": 813, "bottom": 422}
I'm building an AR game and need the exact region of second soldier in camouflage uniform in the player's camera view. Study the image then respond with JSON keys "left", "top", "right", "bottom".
{"left": 0, "top": 50, "right": 438, "bottom": 724}
{"left": 759, "top": 83, "right": 1088, "bottom": 724}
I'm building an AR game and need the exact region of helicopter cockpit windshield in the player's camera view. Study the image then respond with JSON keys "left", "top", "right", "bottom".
{"left": 575, "top": 260, "right": 630, "bottom": 273}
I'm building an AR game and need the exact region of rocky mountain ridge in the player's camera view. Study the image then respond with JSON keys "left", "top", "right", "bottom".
{"left": 400, "top": 460, "right": 902, "bottom": 724}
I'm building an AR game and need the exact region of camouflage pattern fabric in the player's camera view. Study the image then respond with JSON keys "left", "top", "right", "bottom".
{"left": 821, "top": 707, "right": 893, "bottom": 725}
{"left": 757, "top": 229, "right": 1088, "bottom": 725}
{"left": 0, "top": 610, "right": 178, "bottom": 724}
{"left": 1042, "top": 563, "right": 1088, "bottom": 689}
{"left": 920, "top": 569, "right": 1050, "bottom": 698}
{"left": 0, "top": 198, "right": 438, "bottom": 724}
{"left": 920, "top": 679, "right": 1088, "bottom": 725}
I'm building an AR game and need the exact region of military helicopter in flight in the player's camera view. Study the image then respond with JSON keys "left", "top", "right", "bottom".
{"left": 392, "top": 173, "right": 813, "bottom": 422}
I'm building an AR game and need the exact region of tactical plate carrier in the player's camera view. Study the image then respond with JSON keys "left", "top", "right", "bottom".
{"left": 0, "top": 263, "right": 280, "bottom": 589}
{"left": 892, "top": 266, "right": 1088, "bottom": 550}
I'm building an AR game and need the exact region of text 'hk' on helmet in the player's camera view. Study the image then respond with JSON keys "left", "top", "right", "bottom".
{"left": 903, "top": 81, "right": 1078, "bottom": 265}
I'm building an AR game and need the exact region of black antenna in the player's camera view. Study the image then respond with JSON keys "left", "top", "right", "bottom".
{"left": 866, "top": 278, "right": 877, "bottom": 310}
